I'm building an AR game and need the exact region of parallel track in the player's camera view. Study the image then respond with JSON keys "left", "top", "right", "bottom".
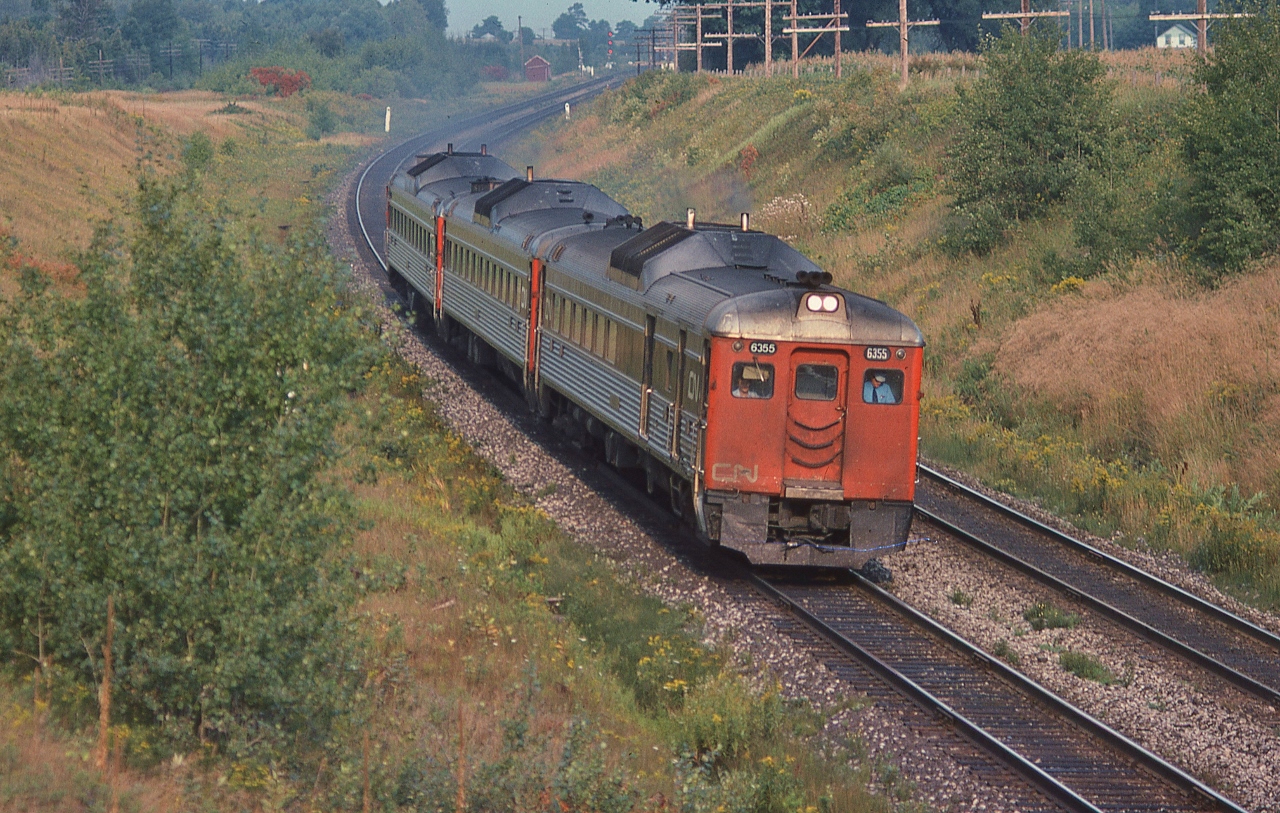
{"left": 754, "top": 572, "right": 1247, "bottom": 813}
{"left": 347, "top": 89, "right": 1251, "bottom": 813}
{"left": 915, "top": 464, "right": 1280, "bottom": 709}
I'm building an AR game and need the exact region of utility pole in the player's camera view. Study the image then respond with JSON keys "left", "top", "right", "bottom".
{"left": 783, "top": 1, "right": 849, "bottom": 78}
{"left": 89, "top": 49, "right": 112, "bottom": 83}
{"left": 518, "top": 15, "right": 524, "bottom": 76}
{"left": 728, "top": 0, "right": 735, "bottom": 73}
{"left": 1150, "top": 5, "right": 1249, "bottom": 55}
{"left": 765, "top": 0, "right": 773, "bottom": 76}
{"left": 192, "top": 38, "right": 210, "bottom": 75}
{"left": 161, "top": 41, "right": 182, "bottom": 78}
{"left": 834, "top": 0, "right": 841, "bottom": 77}
{"left": 701, "top": 2, "right": 760, "bottom": 74}
{"left": 867, "top": 3, "right": 938, "bottom": 88}
{"left": 674, "top": 6, "right": 723, "bottom": 73}
{"left": 1100, "top": 0, "right": 1108, "bottom": 48}
{"left": 791, "top": 0, "right": 798, "bottom": 76}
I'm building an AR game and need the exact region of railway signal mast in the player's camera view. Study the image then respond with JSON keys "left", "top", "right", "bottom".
{"left": 867, "top": 0, "right": 938, "bottom": 88}
{"left": 1149, "top": 1, "right": 1251, "bottom": 55}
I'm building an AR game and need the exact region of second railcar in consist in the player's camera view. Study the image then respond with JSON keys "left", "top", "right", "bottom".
{"left": 385, "top": 146, "right": 924, "bottom": 568}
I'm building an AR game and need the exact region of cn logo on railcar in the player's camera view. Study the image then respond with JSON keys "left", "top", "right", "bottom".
{"left": 711, "top": 463, "right": 760, "bottom": 484}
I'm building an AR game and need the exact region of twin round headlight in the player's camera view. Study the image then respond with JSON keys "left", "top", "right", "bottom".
{"left": 805, "top": 294, "right": 841, "bottom": 313}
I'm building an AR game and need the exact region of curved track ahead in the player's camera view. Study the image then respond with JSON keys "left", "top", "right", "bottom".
{"left": 345, "top": 88, "right": 1251, "bottom": 813}
{"left": 350, "top": 76, "right": 621, "bottom": 276}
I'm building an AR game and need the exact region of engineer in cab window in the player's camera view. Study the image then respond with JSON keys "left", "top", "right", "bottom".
{"left": 732, "top": 362, "right": 774, "bottom": 399}
{"left": 863, "top": 371, "right": 901, "bottom": 404}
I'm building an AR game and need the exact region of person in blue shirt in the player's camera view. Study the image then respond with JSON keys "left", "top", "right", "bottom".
{"left": 864, "top": 372, "right": 897, "bottom": 404}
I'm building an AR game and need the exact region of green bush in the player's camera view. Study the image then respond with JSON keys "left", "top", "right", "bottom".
{"left": 181, "top": 131, "right": 214, "bottom": 172}
{"left": 944, "top": 27, "right": 1112, "bottom": 253}
{"left": 306, "top": 98, "right": 338, "bottom": 140}
{"left": 0, "top": 176, "right": 380, "bottom": 755}
{"left": 1181, "top": 0, "right": 1280, "bottom": 272}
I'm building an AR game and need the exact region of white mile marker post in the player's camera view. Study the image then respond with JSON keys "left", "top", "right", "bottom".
{"left": 565, "top": 102, "right": 571, "bottom": 120}
{"left": 385, "top": 106, "right": 391, "bottom": 133}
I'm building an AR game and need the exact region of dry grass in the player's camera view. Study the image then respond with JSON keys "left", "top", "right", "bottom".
{"left": 997, "top": 264, "right": 1280, "bottom": 492}
{"left": 0, "top": 90, "right": 313, "bottom": 280}
{"left": 0, "top": 691, "right": 185, "bottom": 813}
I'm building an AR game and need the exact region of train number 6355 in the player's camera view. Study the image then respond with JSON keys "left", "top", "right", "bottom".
{"left": 865, "top": 346, "right": 890, "bottom": 361}
{"left": 749, "top": 341, "right": 777, "bottom": 355}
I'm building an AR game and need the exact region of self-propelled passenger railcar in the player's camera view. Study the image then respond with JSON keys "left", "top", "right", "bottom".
{"left": 385, "top": 146, "right": 924, "bottom": 568}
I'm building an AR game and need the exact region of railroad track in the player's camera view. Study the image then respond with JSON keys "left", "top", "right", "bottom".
{"left": 915, "top": 463, "right": 1280, "bottom": 710}
{"left": 344, "top": 86, "right": 1254, "bottom": 812}
{"left": 754, "top": 570, "right": 1247, "bottom": 813}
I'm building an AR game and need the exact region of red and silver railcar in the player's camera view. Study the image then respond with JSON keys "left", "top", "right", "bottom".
{"left": 386, "top": 148, "right": 924, "bottom": 568}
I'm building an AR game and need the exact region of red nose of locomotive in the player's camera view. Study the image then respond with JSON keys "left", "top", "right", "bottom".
{"left": 701, "top": 287, "right": 923, "bottom": 568}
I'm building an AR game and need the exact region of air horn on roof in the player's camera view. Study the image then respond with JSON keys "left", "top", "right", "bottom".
{"left": 795, "top": 270, "right": 833, "bottom": 287}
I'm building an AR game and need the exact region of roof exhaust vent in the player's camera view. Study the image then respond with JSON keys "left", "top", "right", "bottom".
{"left": 526, "top": 165, "right": 534, "bottom": 182}
{"left": 480, "top": 143, "right": 487, "bottom": 155}
{"left": 686, "top": 207, "right": 696, "bottom": 230}
{"left": 740, "top": 212, "right": 750, "bottom": 232}
{"left": 446, "top": 143, "right": 453, "bottom": 155}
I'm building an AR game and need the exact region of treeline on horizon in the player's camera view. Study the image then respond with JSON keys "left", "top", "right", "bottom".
{"left": 0, "top": 0, "right": 1230, "bottom": 94}
{"left": 0, "top": 0, "right": 598, "bottom": 96}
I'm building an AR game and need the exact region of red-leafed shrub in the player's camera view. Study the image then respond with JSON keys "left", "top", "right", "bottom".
{"left": 250, "top": 66, "right": 312, "bottom": 98}
{"left": 480, "top": 64, "right": 509, "bottom": 81}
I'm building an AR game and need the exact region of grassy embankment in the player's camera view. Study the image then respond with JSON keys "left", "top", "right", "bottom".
{"left": 507, "top": 51, "right": 1280, "bottom": 611}
{"left": 0, "top": 87, "right": 901, "bottom": 811}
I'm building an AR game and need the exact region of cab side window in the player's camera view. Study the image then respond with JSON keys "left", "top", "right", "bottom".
{"left": 731, "top": 362, "right": 774, "bottom": 399}
{"left": 862, "top": 369, "right": 904, "bottom": 404}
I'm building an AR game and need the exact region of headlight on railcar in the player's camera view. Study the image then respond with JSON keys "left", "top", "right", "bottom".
{"left": 804, "top": 293, "right": 841, "bottom": 313}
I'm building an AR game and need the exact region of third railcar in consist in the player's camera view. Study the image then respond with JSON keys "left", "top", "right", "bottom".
{"left": 385, "top": 146, "right": 924, "bottom": 568}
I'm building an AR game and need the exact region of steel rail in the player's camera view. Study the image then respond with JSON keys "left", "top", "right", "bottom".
{"left": 753, "top": 572, "right": 1249, "bottom": 813}
{"left": 914, "top": 505, "right": 1280, "bottom": 707}
{"left": 918, "top": 463, "right": 1280, "bottom": 652}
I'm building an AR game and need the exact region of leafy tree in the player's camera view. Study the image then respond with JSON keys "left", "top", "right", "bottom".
{"left": 944, "top": 27, "right": 1112, "bottom": 253}
{"left": 1181, "top": 0, "right": 1280, "bottom": 272}
{"left": 552, "top": 2, "right": 588, "bottom": 40}
{"left": 0, "top": 176, "right": 378, "bottom": 754}
{"left": 308, "top": 25, "right": 345, "bottom": 57}
{"left": 472, "top": 14, "right": 513, "bottom": 43}
{"left": 57, "top": 0, "right": 109, "bottom": 40}
{"left": 123, "top": 0, "right": 179, "bottom": 49}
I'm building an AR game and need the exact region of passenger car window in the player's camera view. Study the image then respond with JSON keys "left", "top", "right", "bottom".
{"left": 863, "top": 369, "right": 904, "bottom": 404}
{"left": 732, "top": 362, "right": 774, "bottom": 399}
{"left": 795, "top": 364, "right": 839, "bottom": 401}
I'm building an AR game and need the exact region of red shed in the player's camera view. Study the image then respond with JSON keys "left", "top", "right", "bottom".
{"left": 524, "top": 55, "right": 551, "bottom": 82}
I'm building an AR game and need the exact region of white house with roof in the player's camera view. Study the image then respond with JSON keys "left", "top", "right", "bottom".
{"left": 1157, "top": 23, "right": 1196, "bottom": 48}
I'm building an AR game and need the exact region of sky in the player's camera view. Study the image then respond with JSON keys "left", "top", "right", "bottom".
{"left": 443, "top": 0, "right": 663, "bottom": 38}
